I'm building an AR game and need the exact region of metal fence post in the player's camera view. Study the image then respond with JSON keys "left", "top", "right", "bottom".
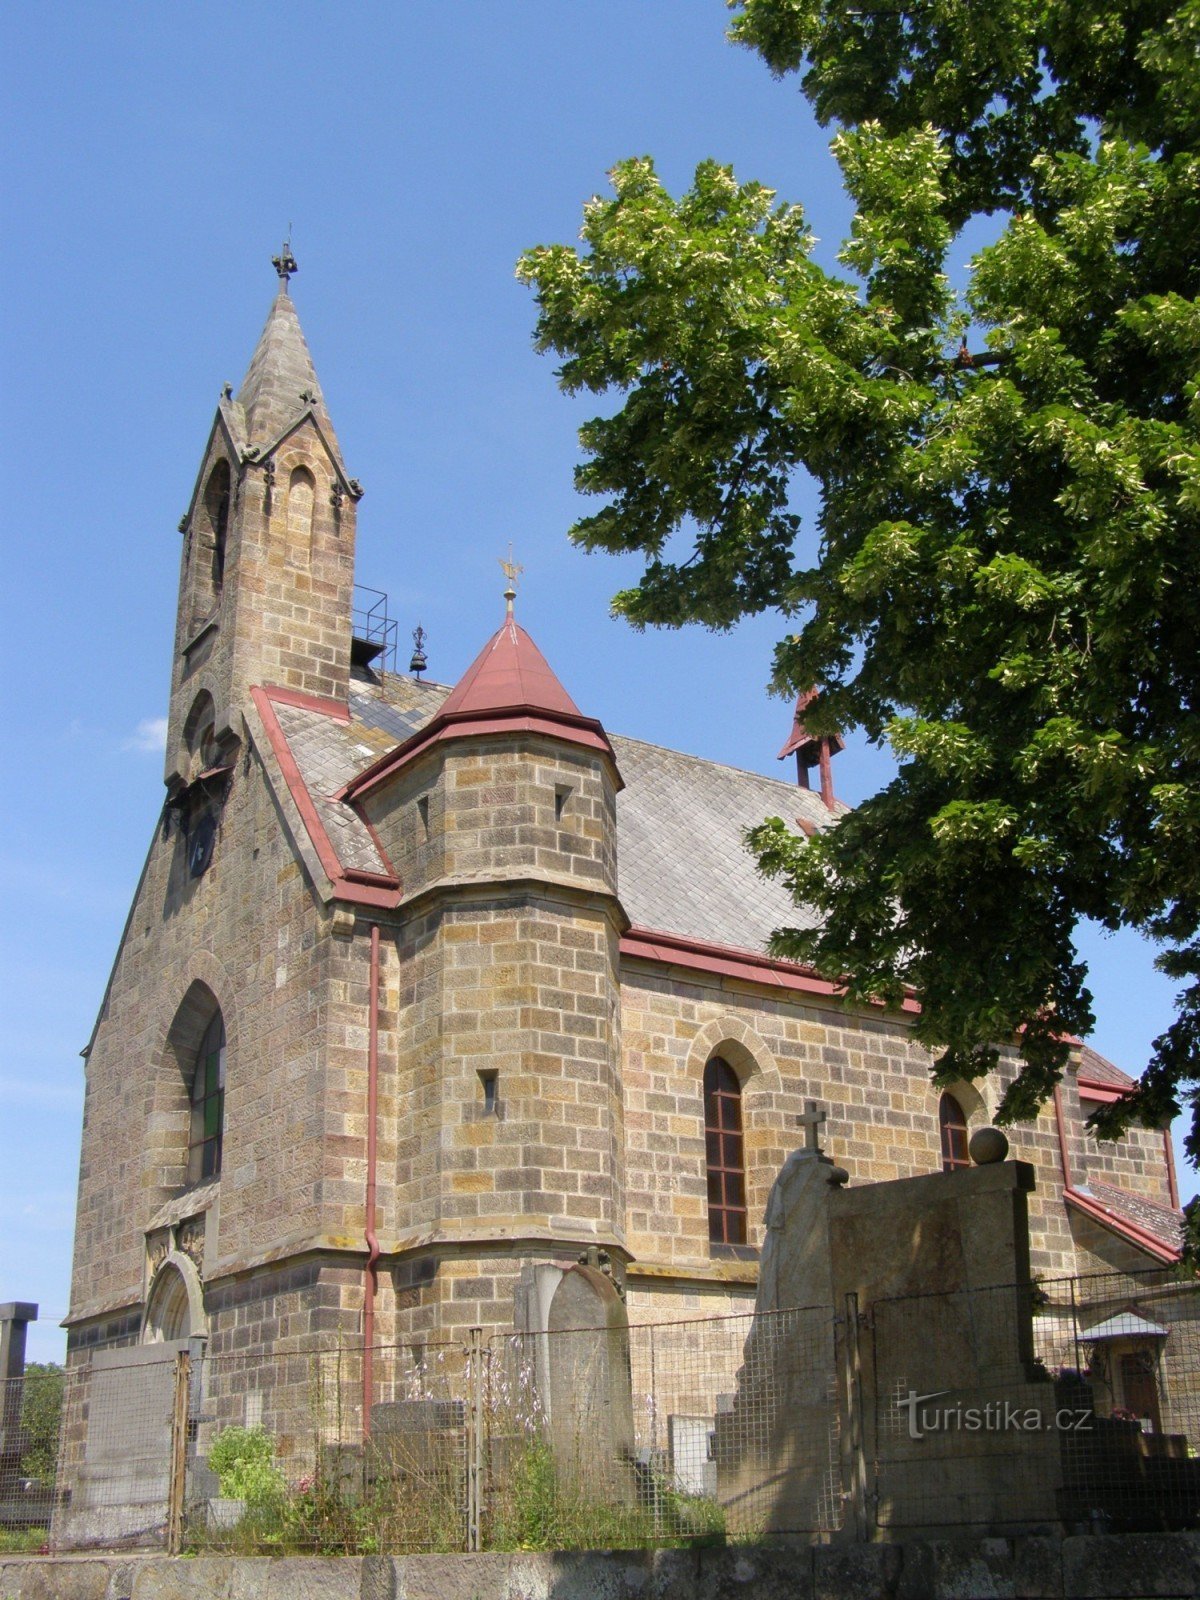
{"left": 466, "top": 1326, "right": 483, "bottom": 1552}
{"left": 166, "top": 1349, "right": 191, "bottom": 1555}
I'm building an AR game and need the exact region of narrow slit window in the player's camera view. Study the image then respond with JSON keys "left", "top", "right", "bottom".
{"left": 417, "top": 795, "right": 430, "bottom": 838}
{"left": 479, "top": 1069, "right": 498, "bottom": 1117}
{"left": 704, "top": 1056, "right": 746, "bottom": 1246}
{"left": 554, "top": 784, "right": 571, "bottom": 821}
{"left": 187, "top": 1010, "right": 226, "bottom": 1184}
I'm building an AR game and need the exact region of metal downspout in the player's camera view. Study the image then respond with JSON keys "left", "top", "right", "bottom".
{"left": 363, "top": 924, "right": 381, "bottom": 1439}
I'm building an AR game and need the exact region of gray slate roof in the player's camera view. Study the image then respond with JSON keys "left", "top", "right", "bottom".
{"left": 612, "top": 734, "right": 829, "bottom": 951}
{"left": 1082, "top": 1181, "right": 1184, "bottom": 1254}
{"left": 273, "top": 702, "right": 391, "bottom": 875}
{"left": 272, "top": 670, "right": 831, "bottom": 950}
{"left": 1078, "top": 1044, "right": 1136, "bottom": 1090}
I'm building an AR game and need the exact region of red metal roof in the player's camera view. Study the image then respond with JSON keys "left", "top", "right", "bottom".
{"left": 439, "top": 618, "right": 584, "bottom": 720}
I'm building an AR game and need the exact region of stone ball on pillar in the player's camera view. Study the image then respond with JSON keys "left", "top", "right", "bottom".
{"left": 969, "top": 1125, "right": 1009, "bottom": 1165}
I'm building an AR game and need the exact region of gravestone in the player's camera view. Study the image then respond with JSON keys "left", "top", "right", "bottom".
{"left": 718, "top": 1105, "right": 1063, "bottom": 1540}
{"left": 0, "top": 1303, "right": 36, "bottom": 1467}
{"left": 368, "top": 1397, "right": 466, "bottom": 1497}
{"left": 545, "top": 1262, "right": 635, "bottom": 1495}
{"left": 715, "top": 1107, "right": 847, "bottom": 1535}
{"left": 0, "top": 1303, "right": 50, "bottom": 1531}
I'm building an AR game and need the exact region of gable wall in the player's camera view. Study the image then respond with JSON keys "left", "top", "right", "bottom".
{"left": 66, "top": 734, "right": 360, "bottom": 1347}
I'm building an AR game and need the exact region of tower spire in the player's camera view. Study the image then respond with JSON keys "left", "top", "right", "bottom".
{"left": 234, "top": 258, "right": 342, "bottom": 459}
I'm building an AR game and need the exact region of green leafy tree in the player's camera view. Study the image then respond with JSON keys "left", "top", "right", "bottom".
{"left": 19, "top": 1363, "right": 64, "bottom": 1486}
{"left": 518, "top": 2, "right": 1200, "bottom": 1162}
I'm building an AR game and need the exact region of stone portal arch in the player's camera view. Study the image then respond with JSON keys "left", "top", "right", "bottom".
{"left": 142, "top": 1251, "right": 206, "bottom": 1343}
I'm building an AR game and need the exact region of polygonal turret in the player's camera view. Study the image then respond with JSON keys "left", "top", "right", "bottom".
{"left": 344, "top": 602, "right": 629, "bottom": 1275}
{"left": 344, "top": 605, "right": 622, "bottom": 903}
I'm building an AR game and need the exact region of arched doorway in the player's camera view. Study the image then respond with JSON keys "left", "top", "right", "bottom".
{"left": 143, "top": 1253, "right": 206, "bottom": 1344}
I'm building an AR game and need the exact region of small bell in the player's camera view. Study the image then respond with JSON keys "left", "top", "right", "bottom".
{"left": 409, "top": 624, "right": 428, "bottom": 678}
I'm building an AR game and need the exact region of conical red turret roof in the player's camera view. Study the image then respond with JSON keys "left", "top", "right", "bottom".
{"left": 438, "top": 617, "right": 584, "bottom": 721}
{"left": 342, "top": 613, "right": 620, "bottom": 801}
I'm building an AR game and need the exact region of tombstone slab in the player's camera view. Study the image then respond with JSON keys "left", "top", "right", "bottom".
{"left": 545, "top": 1263, "right": 635, "bottom": 1497}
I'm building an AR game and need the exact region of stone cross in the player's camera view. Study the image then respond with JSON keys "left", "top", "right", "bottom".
{"left": 798, "top": 1099, "right": 826, "bottom": 1153}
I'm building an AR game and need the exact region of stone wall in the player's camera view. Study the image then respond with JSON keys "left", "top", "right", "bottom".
{"left": 166, "top": 415, "right": 357, "bottom": 773}
{"left": 4, "top": 1534, "right": 1200, "bottom": 1599}
{"left": 617, "top": 961, "right": 1172, "bottom": 1307}
{"left": 66, "top": 727, "right": 371, "bottom": 1355}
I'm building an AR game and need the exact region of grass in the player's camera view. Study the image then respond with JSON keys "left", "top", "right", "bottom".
{"left": 187, "top": 1433, "right": 726, "bottom": 1557}
{"left": 0, "top": 1529, "right": 49, "bottom": 1554}
{"left": 486, "top": 1437, "right": 725, "bottom": 1553}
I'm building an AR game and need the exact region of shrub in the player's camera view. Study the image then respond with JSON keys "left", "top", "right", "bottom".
{"left": 19, "top": 1363, "right": 64, "bottom": 1487}
{"left": 207, "top": 1426, "right": 287, "bottom": 1507}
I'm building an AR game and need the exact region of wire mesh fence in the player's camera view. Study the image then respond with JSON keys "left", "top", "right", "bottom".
{"left": 187, "top": 1337, "right": 472, "bottom": 1555}
{"left": 48, "top": 1346, "right": 183, "bottom": 1552}
{"left": 0, "top": 1365, "right": 62, "bottom": 1552}
{"left": 26, "top": 1268, "right": 1200, "bottom": 1556}
{"left": 485, "top": 1304, "right": 839, "bottom": 1548}
{"left": 869, "top": 1267, "right": 1200, "bottom": 1533}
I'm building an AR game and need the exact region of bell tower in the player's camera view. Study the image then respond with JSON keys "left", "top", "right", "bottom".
{"left": 165, "top": 248, "right": 363, "bottom": 787}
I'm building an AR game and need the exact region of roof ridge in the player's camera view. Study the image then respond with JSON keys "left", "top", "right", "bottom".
{"left": 609, "top": 729, "right": 840, "bottom": 806}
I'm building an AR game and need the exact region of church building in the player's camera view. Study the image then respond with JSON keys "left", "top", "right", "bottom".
{"left": 65, "top": 258, "right": 1184, "bottom": 1373}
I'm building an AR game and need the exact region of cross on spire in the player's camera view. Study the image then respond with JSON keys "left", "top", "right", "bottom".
{"left": 499, "top": 543, "right": 524, "bottom": 618}
{"left": 272, "top": 233, "right": 298, "bottom": 289}
{"left": 798, "top": 1099, "right": 827, "bottom": 1154}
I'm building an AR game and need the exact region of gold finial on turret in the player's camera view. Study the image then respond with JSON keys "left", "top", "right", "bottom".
{"left": 499, "top": 543, "right": 524, "bottom": 618}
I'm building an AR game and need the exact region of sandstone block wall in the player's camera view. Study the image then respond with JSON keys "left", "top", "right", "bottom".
{"left": 167, "top": 417, "right": 356, "bottom": 779}
{"left": 67, "top": 731, "right": 369, "bottom": 1354}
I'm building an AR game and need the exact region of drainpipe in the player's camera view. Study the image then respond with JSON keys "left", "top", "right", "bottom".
{"left": 363, "top": 924, "right": 381, "bottom": 1439}
{"left": 1164, "top": 1128, "right": 1181, "bottom": 1211}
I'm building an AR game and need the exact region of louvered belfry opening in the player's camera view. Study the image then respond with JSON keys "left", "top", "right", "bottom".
{"left": 704, "top": 1056, "right": 747, "bottom": 1245}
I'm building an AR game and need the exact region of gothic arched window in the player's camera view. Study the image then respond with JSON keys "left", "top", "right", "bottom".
{"left": 704, "top": 1056, "right": 747, "bottom": 1246}
{"left": 187, "top": 1010, "right": 225, "bottom": 1184}
{"left": 939, "top": 1091, "right": 969, "bottom": 1172}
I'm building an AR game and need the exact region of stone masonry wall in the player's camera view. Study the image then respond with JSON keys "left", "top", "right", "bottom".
{"left": 356, "top": 727, "right": 626, "bottom": 1345}
{"left": 67, "top": 729, "right": 368, "bottom": 1347}
{"left": 363, "top": 733, "right": 619, "bottom": 904}
{"left": 617, "top": 961, "right": 1175, "bottom": 1303}
{"left": 167, "top": 416, "right": 356, "bottom": 779}
{"left": 8, "top": 1532, "right": 1200, "bottom": 1598}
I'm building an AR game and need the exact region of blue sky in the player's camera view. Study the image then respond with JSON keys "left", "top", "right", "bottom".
{"left": 1, "top": 4, "right": 1187, "bottom": 1362}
